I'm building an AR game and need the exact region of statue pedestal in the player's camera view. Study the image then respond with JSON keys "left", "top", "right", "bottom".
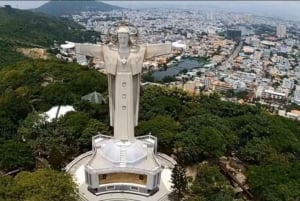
{"left": 84, "top": 134, "right": 161, "bottom": 196}
{"left": 66, "top": 134, "right": 175, "bottom": 200}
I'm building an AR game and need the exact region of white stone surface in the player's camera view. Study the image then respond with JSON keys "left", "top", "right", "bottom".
{"left": 161, "top": 168, "right": 172, "bottom": 192}
{"left": 68, "top": 154, "right": 174, "bottom": 201}
{"left": 60, "top": 41, "right": 75, "bottom": 49}
{"left": 75, "top": 36, "right": 171, "bottom": 141}
{"left": 69, "top": 23, "right": 174, "bottom": 200}
{"left": 41, "top": 105, "right": 75, "bottom": 123}
{"left": 75, "top": 165, "right": 85, "bottom": 186}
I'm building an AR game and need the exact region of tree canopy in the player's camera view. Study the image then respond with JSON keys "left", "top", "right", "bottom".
{"left": 0, "top": 169, "right": 78, "bottom": 201}
{"left": 0, "top": 51, "right": 300, "bottom": 201}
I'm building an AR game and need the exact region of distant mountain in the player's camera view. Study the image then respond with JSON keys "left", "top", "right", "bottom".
{"left": 34, "top": 0, "right": 122, "bottom": 17}
{"left": 0, "top": 6, "right": 98, "bottom": 67}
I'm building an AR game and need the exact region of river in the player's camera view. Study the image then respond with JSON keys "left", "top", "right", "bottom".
{"left": 152, "top": 58, "right": 203, "bottom": 80}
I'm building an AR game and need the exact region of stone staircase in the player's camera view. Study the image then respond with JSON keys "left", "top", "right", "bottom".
{"left": 120, "top": 146, "right": 127, "bottom": 167}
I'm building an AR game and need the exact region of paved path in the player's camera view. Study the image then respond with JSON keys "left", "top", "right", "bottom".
{"left": 219, "top": 41, "right": 243, "bottom": 71}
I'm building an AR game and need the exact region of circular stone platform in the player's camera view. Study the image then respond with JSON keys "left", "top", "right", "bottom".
{"left": 66, "top": 152, "right": 175, "bottom": 201}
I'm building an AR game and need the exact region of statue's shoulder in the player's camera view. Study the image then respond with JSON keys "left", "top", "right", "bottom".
{"left": 131, "top": 44, "right": 146, "bottom": 53}
{"left": 104, "top": 44, "right": 118, "bottom": 52}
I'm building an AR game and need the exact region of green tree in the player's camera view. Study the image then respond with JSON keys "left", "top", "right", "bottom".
{"left": 179, "top": 114, "right": 237, "bottom": 164}
{"left": 11, "top": 169, "right": 78, "bottom": 201}
{"left": 228, "top": 114, "right": 272, "bottom": 146}
{"left": 170, "top": 164, "right": 188, "bottom": 200}
{"left": 18, "top": 112, "right": 78, "bottom": 168}
{"left": 0, "top": 140, "right": 34, "bottom": 172}
{"left": 239, "top": 137, "right": 278, "bottom": 165}
{"left": 0, "top": 175, "right": 14, "bottom": 201}
{"left": 198, "top": 127, "right": 226, "bottom": 158}
{"left": 248, "top": 162, "right": 300, "bottom": 201}
{"left": 61, "top": 112, "right": 90, "bottom": 137}
{"left": 179, "top": 127, "right": 227, "bottom": 164}
{"left": 42, "top": 83, "right": 75, "bottom": 105}
{"left": 178, "top": 102, "right": 206, "bottom": 121}
{"left": 137, "top": 115, "right": 179, "bottom": 153}
{"left": 18, "top": 111, "right": 110, "bottom": 168}
{"left": 190, "top": 164, "right": 235, "bottom": 201}
{"left": 75, "top": 99, "right": 109, "bottom": 122}
{"left": 0, "top": 90, "right": 31, "bottom": 126}
{"left": 79, "top": 119, "right": 109, "bottom": 151}
{"left": 140, "top": 86, "right": 195, "bottom": 121}
{"left": 142, "top": 73, "right": 154, "bottom": 82}
{"left": 68, "top": 71, "right": 107, "bottom": 96}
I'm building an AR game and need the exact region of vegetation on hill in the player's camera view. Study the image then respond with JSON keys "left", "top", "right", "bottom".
{"left": 0, "top": 58, "right": 299, "bottom": 200}
{"left": 0, "top": 6, "right": 99, "bottom": 67}
{"left": 138, "top": 86, "right": 300, "bottom": 201}
{"left": 3, "top": 58, "right": 106, "bottom": 117}
{"left": 34, "top": 0, "right": 122, "bottom": 17}
{"left": 0, "top": 169, "right": 78, "bottom": 201}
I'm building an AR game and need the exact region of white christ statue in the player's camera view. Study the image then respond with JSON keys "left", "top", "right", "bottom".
{"left": 75, "top": 22, "right": 172, "bottom": 141}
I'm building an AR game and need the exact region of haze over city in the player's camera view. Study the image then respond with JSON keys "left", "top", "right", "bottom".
{"left": 1, "top": 1, "right": 300, "bottom": 21}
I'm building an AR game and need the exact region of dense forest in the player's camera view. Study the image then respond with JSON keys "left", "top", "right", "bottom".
{"left": 0, "top": 58, "right": 299, "bottom": 200}
{"left": 139, "top": 86, "right": 300, "bottom": 201}
{"left": 0, "top": 59, "right": 108, "bottom": 200}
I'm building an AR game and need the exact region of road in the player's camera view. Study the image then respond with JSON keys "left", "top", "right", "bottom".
{"left": 218, "top": 40, "right": 243, "bottom": 71}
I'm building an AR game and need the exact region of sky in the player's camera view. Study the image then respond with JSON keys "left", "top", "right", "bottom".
{"left": 0, "top": 1, "right": 300, "bottom": 21}
{"left": 0, "top": 1, "right": 47, "bottom": 9}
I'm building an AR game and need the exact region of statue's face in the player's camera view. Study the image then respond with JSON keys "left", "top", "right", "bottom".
{"left": 118, "top": 33, "right": 129, "bottom": 48}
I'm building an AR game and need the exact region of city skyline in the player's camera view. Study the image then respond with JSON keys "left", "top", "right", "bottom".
{"left": 0, "top": 1, "right": 300, "bottom": 21}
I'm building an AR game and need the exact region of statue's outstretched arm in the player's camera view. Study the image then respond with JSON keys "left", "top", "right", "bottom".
{"left": 144, "top": 43, "right": 172, "bottom": 59}
{"left": 75, "top": 43, "right": 103, "bottom": 60}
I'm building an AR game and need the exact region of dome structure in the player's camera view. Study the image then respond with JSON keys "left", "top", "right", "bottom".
{"left": 101, "top": 140, "right": 148, "bottom": 164}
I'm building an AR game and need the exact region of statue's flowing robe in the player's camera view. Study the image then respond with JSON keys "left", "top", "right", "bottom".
{"left": 75, "top": 43, "right": 172, "bottom": 141}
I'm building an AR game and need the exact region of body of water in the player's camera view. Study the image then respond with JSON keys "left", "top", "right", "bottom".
{"left": 152, "top": 58, "right": 203, "bottom": 80}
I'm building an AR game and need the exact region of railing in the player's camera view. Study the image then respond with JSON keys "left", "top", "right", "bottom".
{"left": 65, "top": 151, "right": 93, "bottom": 172}
{"left": 93, "top": 133, "right": 112, "bottom": 141}
{"left": 157, "top": 153, "right": 177, "bottom": 168}
{"left": 136, "top": 134, "right": 157, "bottom": 142}
{"left": 3, "top": 168, "right": 23, "bottom": 176}
{"left": 78, "top": 193, "right": 89, "bottom": 201}
{"left": 86, "top": 165, "right": 160, "bottom": 175}
{"left": 158, "top": 194, "right": 170, "bottom": 201}
{"left": 137, "top": 134, "right": 158, "bottom": 153}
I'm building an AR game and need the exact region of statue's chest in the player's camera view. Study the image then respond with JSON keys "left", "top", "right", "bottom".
{"left": 117, "top": 58, "right": 131, "bottom": 72}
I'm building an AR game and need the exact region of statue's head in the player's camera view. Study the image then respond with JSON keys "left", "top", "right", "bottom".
{"left": 108, "top": 21, "right": 138, "bottom": 47}
{"left": 117, "top": 26, "right": 131, "bottom": 48}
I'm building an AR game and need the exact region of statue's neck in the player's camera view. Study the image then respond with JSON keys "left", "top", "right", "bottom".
{"left": 118, "top": 47, "right": 130, "bottom": 58}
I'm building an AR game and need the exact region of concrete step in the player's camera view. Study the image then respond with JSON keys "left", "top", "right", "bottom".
{"left": 120, "top": 147, "right": 127, "bottom": 167}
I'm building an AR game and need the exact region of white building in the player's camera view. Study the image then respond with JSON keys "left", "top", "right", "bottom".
{"left": 40, "top": 105, "right": 75, "bottom": 123}
{"left": 295, "top": 67, "right": 300, "bottom": 78}
{"left": 277, "top": 24, "right": 287, "bottom": 38}
{"left": 262, "top": 89, "right": 286, "bottom": 100}
{"left": 292, "top": 89, "right": 300, "bottom": 105}
{"left": 282, "top": 78, "right": 294, "bottom": 89}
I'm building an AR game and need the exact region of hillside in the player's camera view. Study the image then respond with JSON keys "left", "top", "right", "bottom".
{"left": 0, "top": 6, "right": 98, "bottom": 67}
{"left": 34, "top": 0, "right": 122, "bottom": 17}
